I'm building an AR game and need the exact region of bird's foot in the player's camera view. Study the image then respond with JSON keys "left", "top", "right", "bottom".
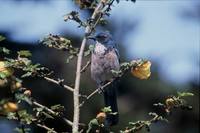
{"left": 97, "top": 87, "right": 104, "bottom": 94}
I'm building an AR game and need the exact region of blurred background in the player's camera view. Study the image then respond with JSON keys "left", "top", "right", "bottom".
{"left": 0, "top": 0, "right": 199, "bottom": 133}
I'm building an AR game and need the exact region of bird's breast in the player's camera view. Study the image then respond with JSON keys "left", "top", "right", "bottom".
{"left": 91, "top": 44, "right": 120, "bottom": 84}
{"left": 94, "top": 42, "right": 107, "bottom": 55}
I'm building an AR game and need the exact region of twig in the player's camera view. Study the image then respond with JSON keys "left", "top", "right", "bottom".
{"left": 32, "top": 101, "right": 73, "bottom": 126}
{"left": 16, "top": 111, "right": 26, "bottom": 133}
{"left": 44, "top": 77, "right": 74, "bottom": 92}
{"left": 79, "top": 79, "right": 114, "bottom": 107}
{"left": 123, "top": 113, "right": 167, "bottom": 133}
{"left": 36, "top": 123, "right": 57, "bottom": 133}
{"left": 90, "top": 13, "right": 103, "bottom": 32}
{"left": 12, "top": 87, "right": 25, "bottom": 133}
{"left": 80, "top": 60, "right": 91, "bottom": 73}
{"left": 72, "top": 1, "right": 107, "bottom": 132}
{"left": 44, "top": 77, "right": 87, "bottom": 97}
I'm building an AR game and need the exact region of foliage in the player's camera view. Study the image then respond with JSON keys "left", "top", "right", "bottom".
{"left": 0, "top": 35, "right": 6, "bottom": 41}
{"left": 0, "top": 0, "right": 196, "bottom": 133}
{"left": 120, "top": 113, "right": 168, "bottom": 133}
{"left": 0, "top": 47, "right": 10, "bottom": 54}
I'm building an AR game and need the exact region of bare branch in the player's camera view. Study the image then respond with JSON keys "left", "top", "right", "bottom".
{"left": 80, "top": 60, "right": 91, "bottom": 73}
{"left": 44, "top": 77, "right": 74, "bottom": 92}
{"left": 32, "top": 101, "right": 73, "bottom": 127}
{"left": 73, "top": 0, "right": 107, "bottom": 132}
{"left": 36, "top": 123, "right": 58, "bottom": 133}
{"left": 79, "top": 79, "right": 114, "bottom": 107}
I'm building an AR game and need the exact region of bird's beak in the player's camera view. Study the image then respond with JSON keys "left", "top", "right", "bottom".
{"left": 87, "top": 35, "right": 96, "bottom": 41}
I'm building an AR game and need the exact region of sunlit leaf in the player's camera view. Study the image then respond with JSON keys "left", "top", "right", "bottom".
{"left": 18, "top": 110, "right": 34, "bottom": 124}
{"left": 15, "top": 93, "right": 32, "bottom": 105}
{"left": 101, "top": 106, "right": 112, "bottom": 113}
{"left": 17, "top": 50, "right": 32, "bottom": 57}
{"left": 84, "top": 50, "right": 91, "bottom": 57}
{"left": 66, "top": 55, "right": 74, "bottom": 63}
{"left": 87, "top": 118, "right": 99, "bottom": 133}
{"left": 0, "top": 35, "right": 5, "bottom": 41}
{"left": 0, "top": 47, "right": 10, "bottom": 54}
{"left": 0, "top": 72, "right": 7, "bottom": 79}
{"left": 177, "top": 92, "right": 194, "bottom": 97}
{"left": 21, "top": 72, "right": 32, "bottom": 78}
{"left": 0, "top": 61, "right": 14, "bottom": 78}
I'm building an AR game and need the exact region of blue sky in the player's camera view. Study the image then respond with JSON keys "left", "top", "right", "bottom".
{"left": 0, "top": 0, "right": 199, "bottom": 85}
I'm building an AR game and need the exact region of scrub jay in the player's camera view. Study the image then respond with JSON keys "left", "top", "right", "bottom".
{"left": 89, "top": 31, "right": 120, "bottom": 126}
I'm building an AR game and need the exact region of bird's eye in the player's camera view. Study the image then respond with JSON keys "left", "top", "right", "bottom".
{"left": 102, "top": 35, "right": 107, "bottom": 38}
{"left": 97, "top": 35, "right": 107, "bottom": 38}
{"left": 96, "top": 33, "right": 109, "bottom": 39}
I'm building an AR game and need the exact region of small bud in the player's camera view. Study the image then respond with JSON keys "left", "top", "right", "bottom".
{"left": 187, "top": 105, "right": 193, "bottom": 110}
{"left": 0, "top": 61, "right": 14, "bottom": 78}
{"left": 165, "top": 98, "right": 175, "bottom": 108}
{"left": 3, "top": 102, "right": 18, "bottom": 112}
{"left": 0, "top": 78, "right": 9, "bottom": 88}
{"left": 15, "top": 82, "right": 22, "bottom": 88}
{"left": 96, "top": 112, "right": 106, "bottom": 123}
{"left": 24, "top": 90, "right": 31, "bottom": 96}
{"left": 60, "top": 37, "right": 65, "bottom": 42}
{"left": 124, "top": 129, "right": 129, "bottom": 133}
{"left": 11, "top": 81, "right": 22, "bottom": 90}
{"left": 48, "top": 44, "right": 53, "bottom": 48}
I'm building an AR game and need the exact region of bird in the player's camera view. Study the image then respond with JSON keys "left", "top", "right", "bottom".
{"left": 89, "top": 31, "right": 120, "bottom": 126}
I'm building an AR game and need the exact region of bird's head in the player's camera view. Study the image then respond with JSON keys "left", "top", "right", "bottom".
{"left": 88, "top": 31, "right": 114, "bottom": 46}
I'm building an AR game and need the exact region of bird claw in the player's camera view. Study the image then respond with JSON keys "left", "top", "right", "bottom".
{"left": 97, "top": 87, "right": 104, "bottom": 93}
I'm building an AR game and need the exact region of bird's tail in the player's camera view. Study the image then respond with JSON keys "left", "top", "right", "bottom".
{"left": 103, "top": 80, "right": 119, "bottom": 126}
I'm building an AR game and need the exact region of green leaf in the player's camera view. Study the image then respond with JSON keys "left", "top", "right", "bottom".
{"left": 84, "top": 50, "right": 91, "bottom": 57}
{"left": 34, "top": 107, "right": 43, "bottom": 112}
{"left": 0, "top": 35, "right": 5, "bottom": 41}
{"left": 111, "top": 69, "right": 121, "bottom": 76}
{"left": 40, "top": 34, "right": 72, "bottom": 51}
{"left": 0, "top": 72, "right": 7, "bottom": 79}
{"left": 101, "top": 106, "right": 112, "bottom": 113}
{"left": 99, "top": 18, "right": 108, "bottom": 26}
{"left": 21, "top": 72, "right": 32, "bottom": 78}
{"left": 89, "top": 44, "right": 95, "bottom": 50}
{"left": 66, "top": 55, "right": 74, "bottom": 63}
{"left": 0, "top": 47, "right": 10, "bottom": 54}
{"left": 7, "top": 112, "right": 17, "bottom": 120}
{"left": 15, "top": 93, "right": 32, "bottom": 105}
{"left": 51, "top": 104, "right": 65, "bottom": 111}
{"left": 87, "top": 118, "right": 99, "bottom": 133}
{"left": 18, "top": 110, "right": 35, "bottom": 125}
{"left": 177, "top": 92, "right": 194, "bottom": 97}
{"left": 17, "top": 50, "right": 32, "bottom": 57}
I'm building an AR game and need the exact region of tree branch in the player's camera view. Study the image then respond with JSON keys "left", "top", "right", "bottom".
{"left": 36, "top": 123, "right": 58, "bottom": 133}
{"left": 80, "top": 60, "right": 91, "bottom": 73}
{"left": 32, "top": 101, "right": 73, "bottom": 127}
{"left": 72, "top": 1, "right": 107, "bottom": 132}
{"left": 79, "top": 79, "right": 114, "bottom": 107}
{"left": 123, "top": 113, "right": 167, "bottom": 133}
{"left": 44, "top": 77, "right": 74, "bottom": 92}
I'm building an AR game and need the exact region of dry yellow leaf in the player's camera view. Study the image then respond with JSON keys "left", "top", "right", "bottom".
{"left": 131, "top": 61, "right": 151, "bottom": 79}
